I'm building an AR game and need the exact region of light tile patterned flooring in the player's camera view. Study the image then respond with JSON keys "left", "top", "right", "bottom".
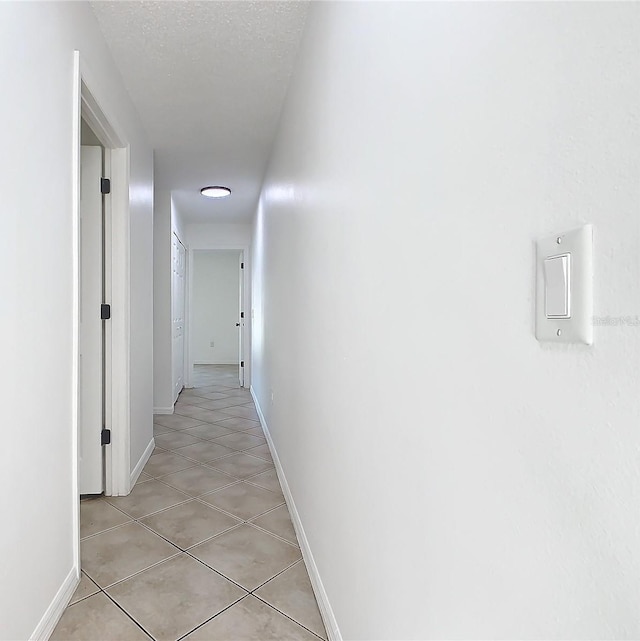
{"left": 53, "top": 365, "right": 326, "bottom": 641}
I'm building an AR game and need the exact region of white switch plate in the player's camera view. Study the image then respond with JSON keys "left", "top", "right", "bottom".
{"left": 536, "top": 225, "right": 593, "bottom": 344}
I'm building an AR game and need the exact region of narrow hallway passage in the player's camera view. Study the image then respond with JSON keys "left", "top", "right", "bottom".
{"left": 53, "top": 367, "right": 326, "bottom": 641}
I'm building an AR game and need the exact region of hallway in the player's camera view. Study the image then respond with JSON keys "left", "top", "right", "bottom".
{"left": 53, "top": 368, "right": 326, "bottom": 641}
{"left": 3, "top": 2, "right": 640, "bottom": 639}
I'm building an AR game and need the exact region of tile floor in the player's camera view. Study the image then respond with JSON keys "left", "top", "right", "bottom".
{"left": 53, "top": 365, "right": 327, "bottom": 641}
{"left": 191, "top": 364, "right": 242, "bottom": 388}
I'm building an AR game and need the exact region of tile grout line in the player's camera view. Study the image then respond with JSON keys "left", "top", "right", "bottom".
{"left": 80, "top": 519, "right": 135, "bottom": 542}
{"left": 247, "top": 520, "right": 300, "bottom": 549}
{"left": 158, "top": 448, "right": 234, "bottom": 463}
{"left": 173, "top": 594, "right": 249, "bottom": 641}
{"left": 82, "top": 477, "right": 288, "bottom": 545}
{"left": 180, "top": 541, "right": 294, "bottom": 597}
{"left": 104, "top": 493, "right": 194, "bottom": 521}
{"left": 181, "top": 540, "right": 254, "bottom": 593}
{"left": 106, "top": 496, "right": 301, "bottom": 596}
{"left": 251, "top": 591, "right": 327, "bottom": 641}
{"left": 155, "top": 493, "right": 243, "bottom": 521}
{"left": 64, "top": 588, "right": 157, "bottom": 641}
{"left": 137, "top": 453, "right": 282, "bottom": 496}
{"left": 248, "top": 558, "right": 303, "bottom": 594}
{"left": 147, "top": 472, "right": 242, "bottom": 501}
{"left": 170, "top": 449, "right": 249, "bottom": 465}
{"left": 78, "top": 476, "right": 271, "bottom": 623}
{"left": 135, "top": 517, "right": 245, "bottom": 559}
{"left": 76, "top": 382, "right": 311, "bottom": 639}
{"left": 85, "top": 548, "right": 183, "bottom": 593}
{"left": 101, "top": 587, "right": 159, "bottom": 641}
{"left": 192, "top": 486, "right": 284, "bottom": 519}
{"left": 87, "top": 506, "right": 245, "bottom": 593}
{"left": 161, "top": 415, "right": 262, "bottom": 431}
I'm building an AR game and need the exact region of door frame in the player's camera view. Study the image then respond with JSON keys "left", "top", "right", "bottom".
{"left": 72, "top": 50, "right": 131, "bottom": 564}
{"left": 238, "top": 251, "right": 245, "bottom": 388}
{"left": 185, "top": 246, "right": 250, "bottom": 389}
{"left": 78, "top": 144, "right": 104, "bottom": 494}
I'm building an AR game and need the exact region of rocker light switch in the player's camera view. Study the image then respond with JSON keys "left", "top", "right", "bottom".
{"left": 535, "top": 225, "right": 593, "bottom": 345}
{"left": 544, "top": 254, "right": 570, "bottom": 318}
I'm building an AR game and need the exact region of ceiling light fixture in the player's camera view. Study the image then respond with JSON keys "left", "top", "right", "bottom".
{"left": 200, "top": 185, "right": 231, "bottom": 198}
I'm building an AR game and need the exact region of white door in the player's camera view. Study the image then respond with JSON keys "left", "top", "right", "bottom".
{"left": 172, "top": 234, "right": 186, "bottom": 401}
{"left": 79, "top": 146, "right": 104, "bottom": 494}
{"left": 238, "top": 253, "right": 244, "bottom": 388}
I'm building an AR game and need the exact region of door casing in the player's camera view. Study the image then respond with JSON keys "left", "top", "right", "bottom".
{"left": 238, "top": 251, "right": 245, "bottom": 388}
{"left": 185, "top": 247, "right": 251, "bottom": 389}
{"left": 72, "top": 50, "right": 132, "bottom": 573}
{"left": 79, "top": 144, "right": 104, "bottom": 494}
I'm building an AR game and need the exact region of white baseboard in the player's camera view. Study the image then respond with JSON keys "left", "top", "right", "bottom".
{"left": 153, "top": 406, "right": 174, "bottom": 415}
{"left": 130, "top": 437, "right": 155, "bottom": 488}
{"left": 250, "top": 387, "right": 342, "bottom": 641}
{"left": 30, "top": 565, "right": 79, "bottom": 641}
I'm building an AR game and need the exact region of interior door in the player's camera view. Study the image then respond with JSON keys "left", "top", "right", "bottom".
{"left": 172, "top": 233, "right": 186, "bottom": 400}
{"left": 238, "top": 252, "right": 244, "bottom": 387}
{"left": 79, "top": 145, "right": 104, "bottom": 494}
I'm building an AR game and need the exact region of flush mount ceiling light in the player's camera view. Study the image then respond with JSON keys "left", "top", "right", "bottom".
{"left": 200, "top": 185, "right": 231, "bottom": 198}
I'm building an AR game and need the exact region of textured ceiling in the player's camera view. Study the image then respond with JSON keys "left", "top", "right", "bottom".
{"left": 90, "top": 1, "right": 309, "bottom": 223}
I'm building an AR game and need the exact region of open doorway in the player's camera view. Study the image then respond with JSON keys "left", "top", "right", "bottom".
{"left": 73, "top": 50, "right": 132, "bottom": 508}
{"left": 79, "top": 120, "right": 107, "bottom": 495}
{"left": 188, "top": 250, "right": 245, "bottom": 389}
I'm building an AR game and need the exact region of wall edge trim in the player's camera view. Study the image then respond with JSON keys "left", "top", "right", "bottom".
{"left": 251, "top": 386, "right": 342, "bottom": 641}
{"left": 30, "top": 565, "right": 79, "bottom": 641}
{"left": 153, "top": 406, "right": 175, "bottom": 415}
{"left": 129, "top": 437, "right": 155, "bottom": 493}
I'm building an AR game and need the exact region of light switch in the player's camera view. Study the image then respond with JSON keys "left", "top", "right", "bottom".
{"left": 544, "top": 254, "right": 570, "bottom": 318}
{"left": 535, "top": 225, "right": 593, "bottom": 344}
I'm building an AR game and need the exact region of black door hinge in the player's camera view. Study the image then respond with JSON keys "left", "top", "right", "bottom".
{"left": 241, "top": 361, "right": 244, "bottom": 367}
{"left": 240, "top": 262, "right": 244, "bottom": 269}
{"left": 101, "top": 428, "right": 111, "bottom": 445}
{"left": 240, "top": 311, "right": 244, "bottom": 319}
{"left": 101, "top": 304, "right": 111, "bottom": 320}
{"left": 101, "top": 178, "right": 111, "bottom": 194}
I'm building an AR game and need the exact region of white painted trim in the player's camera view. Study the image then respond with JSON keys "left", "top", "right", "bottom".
{"left": 108, "top": 145, "right": 132, "bottom": 496}
{"left": 250, "top": 388, "right": 342, "bottom": 641}
{"left": 238, "top": 250, "right": 245, "bottom": 388}
{"left": 154, "top": 406, "right": 175, "bottom": 415}
{"left": 130, "top": 438, "right": 155, "bottom": 487}
{"left": 183, "top": 241, "right": 191, "bottom": 389}
{"left": 79, "top": 67, "right": 125, "bottom": 149}
{"left": 76, "top": 52, "right": 132, "bottom": 498}
{"left": 71, "top": 49, "right": 82, "bottom": 577}
{"left": 103, "top": 147, "right": 114, "bottom": 494}
{"left": 29, "top": 566, "right": 79, "bottom": 641}
{"left": 185, "top": 244, "right": 193, "bottom": 389}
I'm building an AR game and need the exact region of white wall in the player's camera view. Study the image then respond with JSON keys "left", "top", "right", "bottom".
{"left": 186, "top": 223, "right": 252, "bottom": 386}
{"left": 155, "top": 221, "right": 252, "bottom": 405}
{"left": 153, "top": 189, "right": 187, "bottom": 412}
{"left": 129, "top": 155, "right": 154, "bottom": 480}
{"left": 155, "top": 217, "right": 252, "bottom": 407}
{"left": 186, "top": 223, "right": 251, "bottom": 249}
{"left": 192, "top": 251, "right": 241, "bottom": 364}
{"left": 153, "top": 185, "right": 173, "bottom": 412}
{"left": 0, "top": 2, "right": 153, "bottom": 639}
{"left": 171, "top": 195, "right": 187, "bottom": 244}
{"left": 252, "top": 3, "right": 640, "bottom": 639}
